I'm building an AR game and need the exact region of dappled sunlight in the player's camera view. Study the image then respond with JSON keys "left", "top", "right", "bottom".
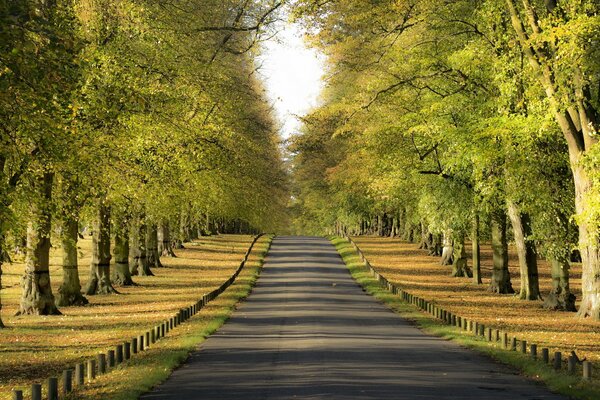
{"left": 0, "top": 235, "right": 255, "bottom": 397}
{"left": 352, "top": 236, "right": 599, "bottom": 363}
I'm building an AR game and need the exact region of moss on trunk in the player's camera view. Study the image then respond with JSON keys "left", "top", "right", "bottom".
{"left": 85, "top": 201, "right": 118, "bottom": 295}
{"left": 146, "top": 224, "right": 163, "bottom": 269}
{"left": 113, "top": 214, "right": 134, "bottom": 286}
{"left": 17, "top": 173, "right": 61, "bottom": 315}
{"left": 57, "top": 215, "right": 88, "bottom": 306}
{"left": 544, "top": 258, "right": 576, "bottom": 311}
{"left": 508, "top": 202, "right": 541, "bottom": 300}
{"left": 472, "top": 214, "right": 482, "bottom": 284}
{"left": 489, "top": 210, "right": 514, "bottom": 294}
{"left": 451, "top": 237, "right": 472, "bottom": 278}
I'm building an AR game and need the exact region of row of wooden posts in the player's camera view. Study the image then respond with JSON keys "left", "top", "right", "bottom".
{"left": 11, "top": 234, "right": 265, "bottom": 400}
{"left": 343, "top": 235, "right": 594, "bottom": 381}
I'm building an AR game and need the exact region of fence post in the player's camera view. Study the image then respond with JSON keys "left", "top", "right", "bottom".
{"left": 87, "top": 359, "right": 96, "bottom": 381}
{"left": 31, "top": 384, "right": 41, "bottom": 400}
{"left": 553, "top": 352, "right": 562, "bottom": 370}
{"left": 542, "top": 348, "right": 549, "bottom": 364}
{"left": 108, "top": 350, "right": 115, "bottom": 368}
{"left": 98, "top": 353, "right": 107, "bottom": 374}
{"left": 47, "top": 377, "right": 58, "bottom": 400}
{"left": 12, "top": 390, "right": 23, "bottom": 400}
{"left": 583, "top": 361, "right": 592, "bottom": 380}
{"left": 62, "top": 369, "right": 72, "bottom": 393}
{"left": 568, "top": 355, "right": 576, "bottom": 374}
{"left": 75, "top": 363, "right": 85, "bottom": 385}
{"left": 521, "top": 340, "right": 527, "bottom": 354}
{"left": 530, "top": 344, "right": 537, "bottom": 360}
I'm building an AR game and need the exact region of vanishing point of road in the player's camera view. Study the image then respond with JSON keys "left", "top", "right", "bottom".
{"left": 142, "top": 236, "right": 566, "bottom": 400}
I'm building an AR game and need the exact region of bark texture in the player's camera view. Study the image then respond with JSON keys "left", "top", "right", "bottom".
{"left": 543, "top": 258, "right": 576, "bottom": 311}
{"left": 451, "top": 237, "right": 472, "bottom": 278}
{"left": 17, "top": 173, "right": 61, "bottom": 315}
{"left": 146, "top": 224, "right": 163, "bottom": 269}
{"left": 57, "top": 216, "right": 88, "bottom": 306}
{"left": 489, "top": 211, "right": 515, "bottom": 294}
{"left": 158, "top": 222, "right": 176, "bottom": 257}
{"left": 85, "top": 202, "right": 118, "bottom": 295}
{"left": 507, "top": 202, "right": 541, "bottom": 300}
{"left": 130, "top": 215, "right": 153, "bottom": 276}
{"left": 112, "top": 214, "right": 134, "bottom": 286}
{"left": 0, "top": 236, "right": 6, "bottom": 329}
{"left": 440, "top": 233, "right": 453, "bottom": 265}
{"left": 472, "top": 214, "right": 482, "bottom": 284}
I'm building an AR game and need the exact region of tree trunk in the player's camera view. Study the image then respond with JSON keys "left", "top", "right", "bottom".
{"left": 543, "top": 257, "right": 576, "bottom": 311}
{"left": 440, "top": 232, "right": 454, "bottom": 265}
{"left": 507, "top": 201, "right": 541, "bottom": 300}
{"left": 85, "top": 201, "right": 118, "bottom": 295}
{"left": 158, "top": 222, "right": 176, "bottom": 257}
{"left": 112, "top": 213, "right": 134, "bottom": 286}
{"left": 472, "top": 214, "right": 482, "bottom": 284}
{"left": 488, "top": 211, "right": 515, "bottom": 294}
{"left": 180, "top": 208, "right": 191, "bottom": 243}
{"left": 0, "top": 241, "right": 6, "bottom": 329}
{"left": 574, "top": 166, "right": 600, "bottom": 318}
{"left": 146, "top": 224, "right": 163, "bottom": 269}
{"left": 428, "top": 234, "right": 443, "bottom": 256}
{"left": 418, "top": 221, "right": 431, "bottom": 249}
{"left": 57, "top": 215, "right": 88, "bottom": 306}
{"left": 0, "top": 232, "right": 7, "bottom": 327}
{"left": 451, "top": 236, "right": 472, "bottom": 278}
{"left": 17, "top": 173, "right": 61, "bottom": 315}
{"left": 130, "top": 214, "right": 153, "bottom": 276}
{"left": 504, "top": 0, "right": 599, "bottom": 318}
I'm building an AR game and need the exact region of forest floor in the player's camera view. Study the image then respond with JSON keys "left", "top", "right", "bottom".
{"left": 351, "top": 236, "right": 600, "bottom": 363}
{"left": 0, "top": 234, "right": 269, "bottom": 400}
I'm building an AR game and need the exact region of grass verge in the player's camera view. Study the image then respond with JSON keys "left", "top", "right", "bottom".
{"left": 330, "top": 236, "right": 600, "bottom": 400}
{"left": 67, "top": 235, "right": 272, "bottom": 400}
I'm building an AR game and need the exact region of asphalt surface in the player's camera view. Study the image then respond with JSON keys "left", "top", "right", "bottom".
{"left": 141, "top": 236, "right": 566, "bottom": 400}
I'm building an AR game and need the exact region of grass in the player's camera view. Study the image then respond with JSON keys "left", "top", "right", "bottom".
{"left": 0, "top": 234, "right": 271, "bottom": 400}
{"left": 331, "top": 236, "right": 600, "bottom": 400}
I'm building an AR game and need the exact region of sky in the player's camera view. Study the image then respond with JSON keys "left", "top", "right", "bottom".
{"left": 258, "top": 23, "right": 325, "bottom": 140}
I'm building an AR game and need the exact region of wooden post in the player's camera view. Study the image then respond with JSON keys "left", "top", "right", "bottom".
{"left": 107, "top": 350, "right": 115, "bottom": 367}
{"left": 75, "top": 363, "right": 84, "bottom": 385}
{"left": 12, "top": 390, "right": 23, "bottom": 400}
{"left": 486, "top": 328, "right": 492, "bottom": 342}
{"left": 87, "top": 359, "right": 96, "bottom": 381}
{"left": 124, "top": 342, "right": 131, "bottom": 360}
{"left": 583, "top": 361, "right": 592, "bottom": 380}
{"left": 511, "top": 337, "right": 517, "bottom": 351}
{"left": 138, "top": 334, "right": 144, "bottom": 352}
{"left": 503, "top": 333, "right": 508, "bottom": 349}
{"left": 62, "top": 369, "right": 72, "bottom": 393}
{"left": 530, "top": 344, "right": 537, "bottom": 360}
{"left": 48, "top": 377, "right": 58, "bottom": 400}
{"left": 521, "top": 340, "right": 527, "bottom": 354}
{"left": 568, "top": 355, "right": 576, "bottom": 374}
{"left": 495, "top": 330, "right": 500, "bottom": 342}
{"left": 553, "top": 352, "right": 562, "bottom": 370}
{"left": 116, "top": 345, "right": 123, "bottom": 364}
{"left": 542, "top": 348, "right": 549, "bottom": 364}
{"left": 145, "top": 332, "right": 150, "bottom": 347}
{"left": 31, "top": 384, "right": 41, "bottom": 400}
{"left": 98, "top": 353, "right": 106, "bottom": 374}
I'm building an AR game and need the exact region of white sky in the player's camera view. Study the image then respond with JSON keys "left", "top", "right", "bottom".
{"left": 259, "top": 23, "right": 325, "bottom": 139}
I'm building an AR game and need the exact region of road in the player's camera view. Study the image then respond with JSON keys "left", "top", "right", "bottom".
{"left": 141, "top": 236, "right": 565, "bottom": 399}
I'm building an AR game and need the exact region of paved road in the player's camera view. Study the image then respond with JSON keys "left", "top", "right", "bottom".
{"left": 141, "top": 236, "right": 565, "bottom": 400}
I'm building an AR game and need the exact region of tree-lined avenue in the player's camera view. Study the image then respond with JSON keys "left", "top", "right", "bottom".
{"left": 141, "top": 236, "right": 565, "bottom": 400}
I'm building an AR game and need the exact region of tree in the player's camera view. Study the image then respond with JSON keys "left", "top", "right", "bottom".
{"left": 503, "top": 0, "right": 600, "bottom": 318}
